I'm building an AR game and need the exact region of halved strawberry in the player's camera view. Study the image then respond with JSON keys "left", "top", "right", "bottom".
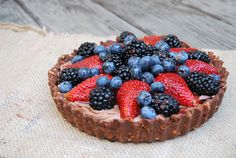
{"left": 141, "top": 35, "right": 161, "bottom": 46}
{"left": 185, "top": 60, "right": 218, "bottom": 75}
{"left": 65, "top": 55, "right": 103, "bottom": 69}
{"left": 65, "top": 74, "right": 112, "bottom": 102}
{"left": 170, "top": 48, "right": 197, "bottom": 53}
{"left": 117, "top": 80, "right": 150, "bottom": 120}
{"left": 155, "top": 73, "right": 196, "bottom": 107}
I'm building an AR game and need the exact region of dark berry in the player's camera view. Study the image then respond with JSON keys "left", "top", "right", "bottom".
{"left": 189, "top": 50, "right": 211, "bottom": 63}
{"left": 59, "top": 68, "right": 81, "bottom": 86}
{"left": 164, "top": 34, "right": 181, "bottom": 48}
{"left": 105, "top": 54, "right": 124, "bottom": 68}
{"left": 151, "top": 93, "right": 180, "bottom": 117}
{"left": 77, "top": 42, "right": 96, "bottom": 57}
{"left": 118, "top": 31, "right": 136, "bottom": 43}
{"left": 185, "top": 72, "right": 220, "bottom": 95}
{"left": 124, "top": 40, "right": 147, "bottom": 60}
{"left": 153, "top": 50, "right": 170, "bottom": 62}
{"left": 89, "top": 87, "right": 116, "bottom": 110}
{"left": 115, "top": 65, "right": 132, "bottom": 81}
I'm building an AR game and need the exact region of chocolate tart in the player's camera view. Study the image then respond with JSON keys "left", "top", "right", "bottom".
{"left": 48, "top": 49, "right": 228, "bottom": 143}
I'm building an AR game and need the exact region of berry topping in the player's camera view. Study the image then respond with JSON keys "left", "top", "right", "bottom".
{"left": 185, "top": 60, "right": 218, "bottom": 75}
{"left": 105, "top": 54, "right": 124, "bottom": 68}
{"left": 155, "top": 40, "right": 170, "bottom": 52}
{"left": 66, "top": 55, "right": 103, "bottom": 70}
{"left": 115, "top": 65, "right": 132, "bottom": 81}
{"left": 58, "top": 81, "right": 73, "bottom": 93}
{"left": 71, "top": 55, "right": 84, "bottom": 64}
{"left": 189, "top": 50, "right": 211, "bottom": 63}
{"left": 185, "top": 72, "right": 220, "bottom": 95}
{"left": 128, "top": 56, "right": 140, "bottom": 67}
{"left": 118, "top": 31, "right": 136, "bottom": 43}
{"left": 151, "top": 64, "right": 164, "bottom": 76}
{"left": 151, "top": 55, "right": 161, "bottom": 65}
{"left": 142, "top": 72, "right": 154, "bottom": 85}
{"left": 94, "top": 45, "right": 107, "bottom": 55}
{"left": 124, "top": 35, "right": 137, "bottom": 45}
{"left": 65, "top": 74, "right": 112, "bottom": 102}
{"left": 153, "top": 50, "right": 170, "bottom": 62}
{"left": 162, "top": 58, "right": 176, "bottom": 72}
{"left": 130, "top": 66, "right": 142, "bottom": 80}
{"left": 151, "top": 93, "right": 180, "bottom": 117}
{"left": 163, "top": 34, "right": 181, "bottom": 48}
{"left": 141, "top": 106, "right": 157, "bottom": 119}
{"left": 59, "top": 68, "right": 81, "bottom": 86}
{"left": 108, "top": 43, "right": 124, "bottom": 54}
{"left": 137, "top": 91, "right": 152, "bottom": 107}
{"left": 170, "top": 48, "right": 197, "bottom": 53}
{"left": 124, "top": 40, "right": 147, "bottom": 60}
{"left": 155, "top": 73, "right": 196, "bottom": 107}
{"left": 175, "top": 51, "right": 189, "bottom": 64}
{"left": 209, "top": 74, "right": 221, "bottom": 83}
{"left": 150, "top": 82, "right": 164, "bottom": 93}
{"left": 77, "top": 42, "right": 96, "bottom": 57}
{"left": 141, "top": 35, "right": 161, "bottom": 46}
{"left": 117, "top": 80, "right": 150, "bottom": 120}
{"left": 102, "top": 62, "right": 116, "bottom": 74}
{"left": 96, "top": 76, "right": 110, "bottom": 87}
{"left": 177, "top": 65, "right": 190, "bottom": 78}
{"left": 90, "top": 68, "right": 100, "bottom": 76}
{"left": 89, "top": 87, "right": 116, "bottom": 110}
{"left": 78, "top": 68, "right": 91, "bottom": 80}
{"left": 110, "top": 76, "right": 123, "bottom": 89}
{"left": 99, "top": 52, "right": 108, "bottom": 61}
{"left": 140, "top": 56, "right": 153, "bottom": 71}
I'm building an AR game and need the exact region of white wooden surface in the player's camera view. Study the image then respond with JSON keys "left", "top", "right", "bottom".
{"left": 0, "top": 0, "right": 235, "bottom": 49}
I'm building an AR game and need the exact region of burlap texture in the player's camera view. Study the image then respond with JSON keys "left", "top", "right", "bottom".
{"left": 0, "top": 23, "right": 235, "bottom": 158}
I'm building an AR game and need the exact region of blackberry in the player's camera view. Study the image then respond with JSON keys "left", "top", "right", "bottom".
{"left": 153, "top": 50, "right": 170, "bottom": 62}
{"left": 185, "top": 72, "right": 220, "bottom": 95}
{"left": 151, "top": 93, "right": 180, "bottom": 117}
{"left": 105, "top": 54, "right": 124, "bottom": 68}
{"left": 124, "top": 40, "right": 147, "bottom": 60}
{"left": 118, "top": 31, "right": 136, "bottom": 43}
{"left": 189, "top": 50, "right": 211, "bottom": 63}
{"left": 142, "top": 45, "right": 155, "bottom": 57}
{"left": 115, "top": 65, "right": 131, "bottom": 81}
{"left": 89, "top": 87, "right": 116, "bottom": 110}
{"left": 164, "top": 34, "right": 181, "bottom": 48}
{"left": 59, "top": 68, "right": 81, "bottom": 86}
{"left": 77, "top": 42, "right": 96, "bottom": 57}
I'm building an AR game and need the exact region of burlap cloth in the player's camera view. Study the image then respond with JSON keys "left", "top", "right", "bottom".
{"left": 0, "top": 23, "right": 235, "bottom": 158}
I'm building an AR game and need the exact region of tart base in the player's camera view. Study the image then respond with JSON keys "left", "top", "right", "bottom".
{"left": 48, "top": 51, "right": 228, "bottom": 143}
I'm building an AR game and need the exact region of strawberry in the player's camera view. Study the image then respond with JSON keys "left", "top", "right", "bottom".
{"left": 65, "top": 74, "right": 112, "bottom": 102}
{"left": 65, "top": 55, "right": 103, "bottom": 69}
{"left": 185, "top": 60, "right": 218, "bottom": 75}
{"left": 117, "top": 80, "right": 150, "bottom": 120}
{"left": 141, "top": 35, "right": 161, "bottom": 46}
{"left": 155, "top": 73, "right": 195, "bottom": 107}
{"left": 170, "top": 48, "right": 197, "bottom": 53}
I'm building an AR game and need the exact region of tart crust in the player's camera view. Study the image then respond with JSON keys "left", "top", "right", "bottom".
{"left": 48, "top": 50, "right": 228, "bottom": 143}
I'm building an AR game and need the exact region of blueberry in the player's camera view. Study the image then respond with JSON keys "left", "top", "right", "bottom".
{"left": 128, "top": 56, "right": 140, "bottom": 67}
{"left": 94, "top": 45, "right": 107, "bottom": 55}
{"left": 209, "top": 74, "right": 221, "bottom": 83}
{"left": 162, "top": 59, "right": 176, "bottom": 72}
{"left": 141, "top": 106, "right": 157, "bottom": 119}
{"left": 155, "top": 40, "right": 170, "bottom": 52}
{"left": 169, "top": 52, "right": 178, "bottom": 61}
{"left": 151, "top": 55, "right": 161, "bottom": 65}
{"left": 177, "top": 65, "right": 190, "bottom": 78}
{"left": 99, "top": 52, "right": 108, "bottom": 61}
{"left": 110, "top": 76, "right": 123, "bottom": 89}
{"left": 130, "top": 66, "right": 142, "bottom": 80}
{"left": 176, "top": 51, "right": 188, "bottom": 64}
{"left": 150, "top": 82, "right": 164, "bottom": 93}
{"left": 142, "top": 72, "right": 154, "bottom": 85}
{"left": 140, "top": 56, "right": 152, "bottom": 71}
{"left": 71, "top": 55, "right": 84, "bottom": 64}
{"left": 58, "top": 81, "right": 73, "bottom": 93}
{"left": 137, "top": 91, "right": 152, "bottom": 107}
{"left": 151, "top": 64, "right": 164, "bottom": 76}
{"left": 90, "top": 68, "right": 100, "bottom": 76}
{"left": 96, "top": 76, "right": 110, "bottom": 87}
{"left": 78, "top": 68, "right": 91, "bottom": 80}
{"left": 123, "top": 35, "right": 137, "bottom": 45}
{"left": 108, "top": 43, "right": 123, "bottom": 54}
{"left": 102, "top": 62, "right": 116, "bottom": 74}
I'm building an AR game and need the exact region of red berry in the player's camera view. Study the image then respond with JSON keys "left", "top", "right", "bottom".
{"left": 141, "top": 35, "right": 161, "bottom": 46}
{"left": 65, "top": 74, "right": 112, "bottom": 102}
{"left": 155, "top": 73, "right": 196, "bottom": 107}
{"left": 170, "top": 48, "right": 197, "bottom": 53}
{"left": 66, "top": 55, "right": 103, "bottom": 70}
{"left": 185, "top": 60, "right": 218, "bottom": 75}
{"left": 117, "top": 80, "right": 150, "bottom": 120}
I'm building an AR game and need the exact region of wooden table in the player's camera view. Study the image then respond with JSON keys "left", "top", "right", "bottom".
{"left": 1, "top": 0, "right": 235, "bottom": 49}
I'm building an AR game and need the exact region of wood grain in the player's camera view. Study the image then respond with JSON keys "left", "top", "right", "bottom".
{"left": 16, "top": 0, "right": 145, "bottom": 36}
{"left": 93, "top": 0, "right": 236, "bottom": 49}
{"left": 0, "top": 0, "right": 37, "bottom": 25}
